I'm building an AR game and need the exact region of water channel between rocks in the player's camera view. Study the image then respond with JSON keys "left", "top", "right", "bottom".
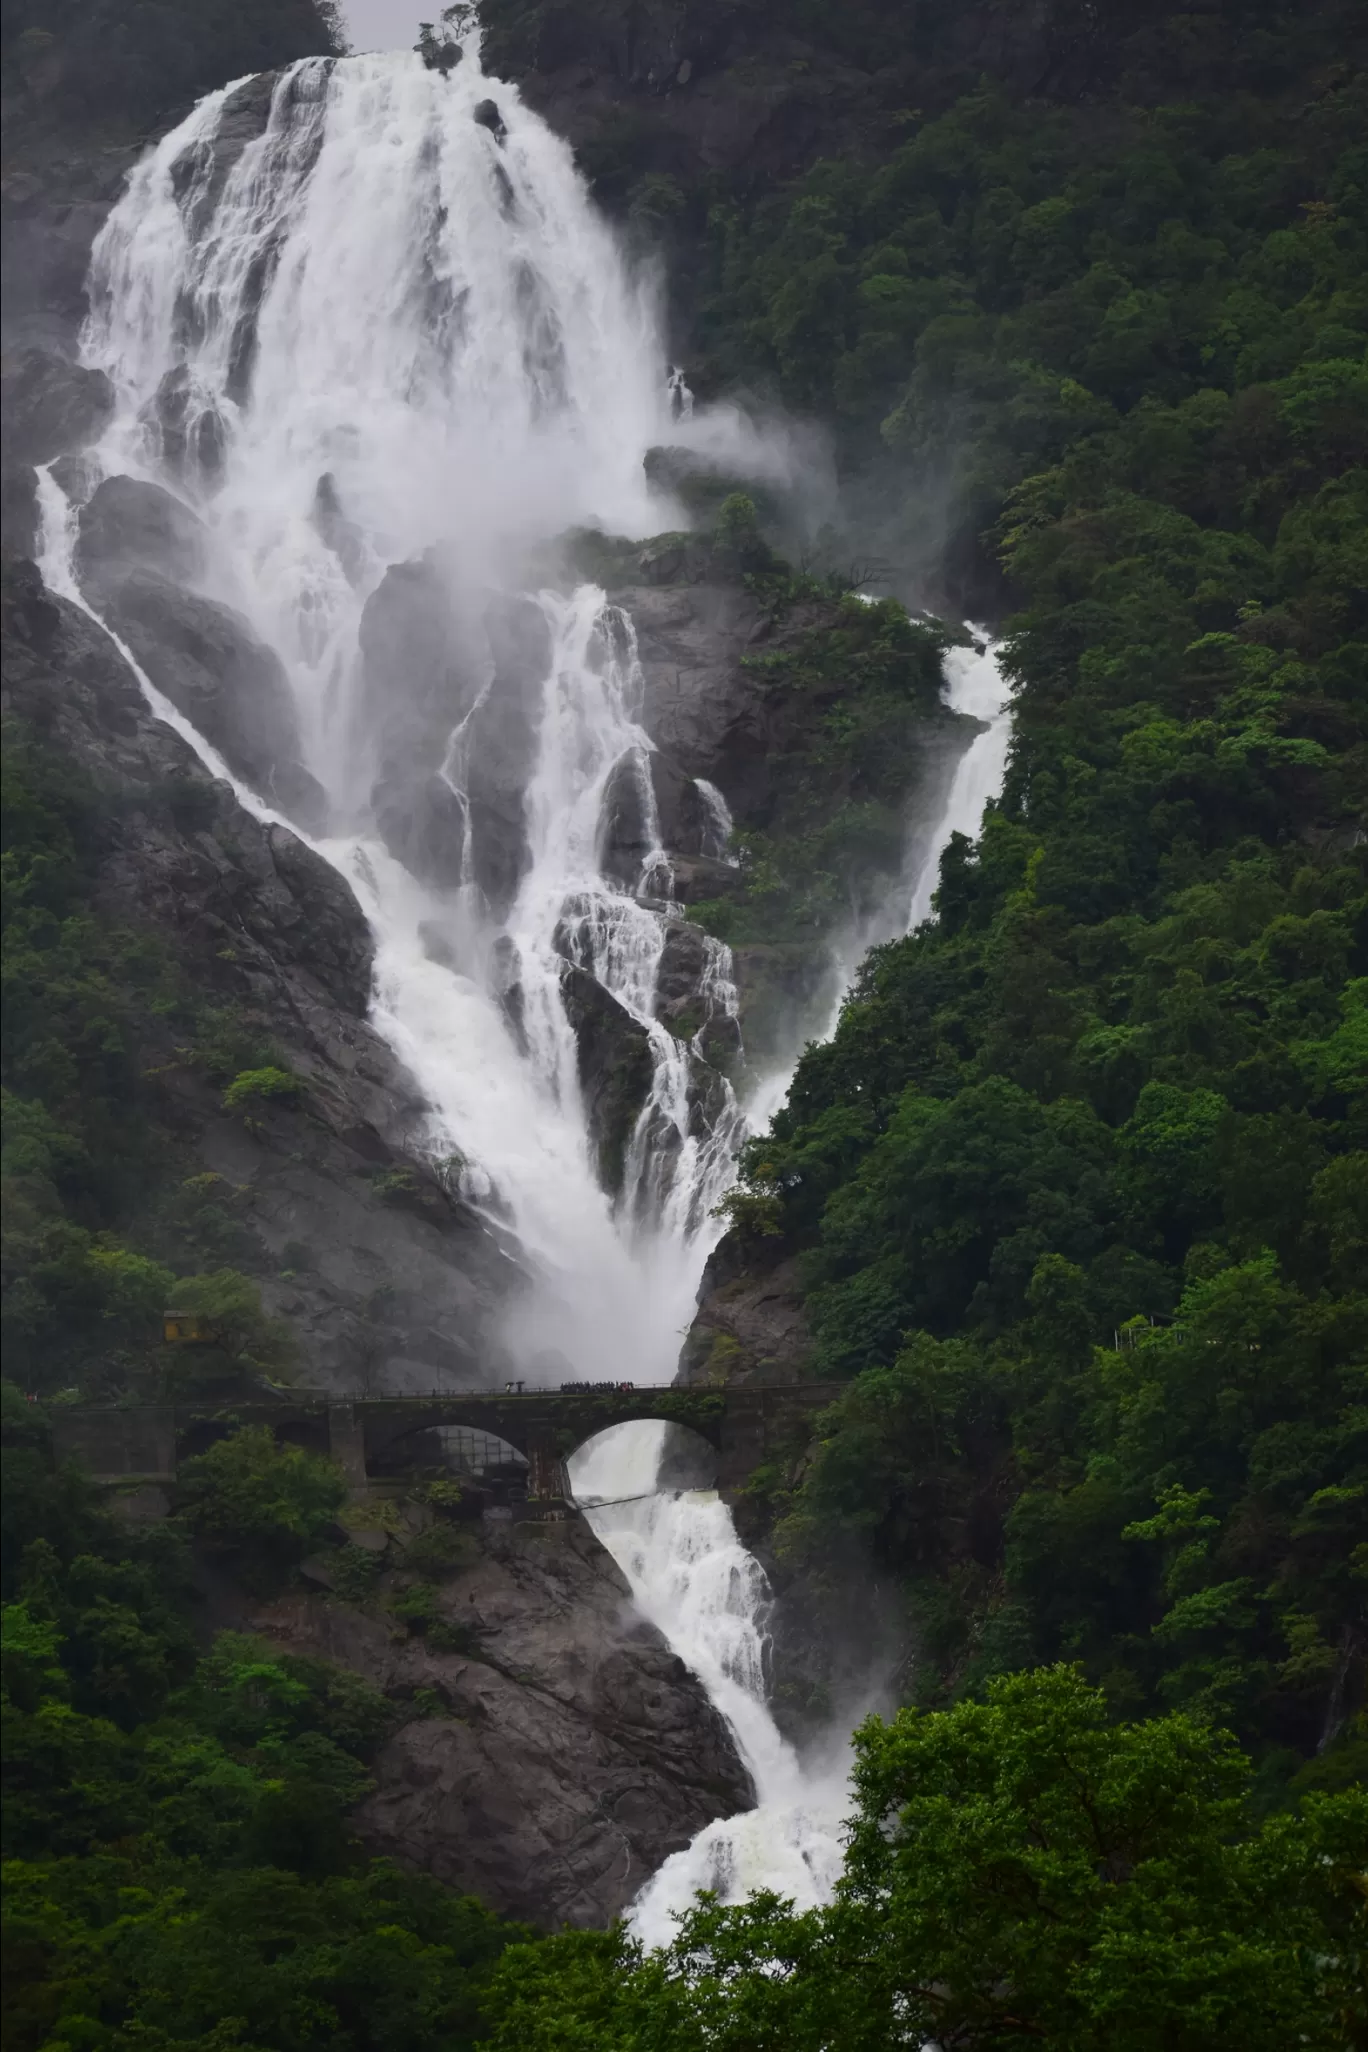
{"left": 36, "top": 38, "right": 1011, "bottom": 1934}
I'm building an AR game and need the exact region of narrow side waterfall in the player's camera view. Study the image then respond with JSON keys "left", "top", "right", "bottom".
{"left": 570, "top": 1424, "right": 848, "bottom": 1944}
{"left": 41, "top": 41, "right": 1011, "bottom": 1937}
{"left": 906, "top": 635, "right": 1013, "bottom": 930}
{"left": 565, "top": 639, "right": 1012, "bottom": 1944}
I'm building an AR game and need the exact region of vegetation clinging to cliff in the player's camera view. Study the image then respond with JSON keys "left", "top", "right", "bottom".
{"left": 701, "top": 10, "right": 1367, "bottom": 1768}
{"left": 2, "top": 0, "right": 343, "bottom": 126}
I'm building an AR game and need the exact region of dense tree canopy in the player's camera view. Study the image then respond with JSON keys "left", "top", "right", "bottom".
{"left": 484, "top": 1667, "right": 1365, "bottom": 2048}
{"left": 694, "top": 0, "right": 1367, "bottom": 1777}
{"left": 1, "top": 0, "right": 343, "bottom": 125}
{"left": 2, "top": 0, "right": 1364, "bottom": 2041}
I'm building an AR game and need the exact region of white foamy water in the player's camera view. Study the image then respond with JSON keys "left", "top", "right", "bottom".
{"left": 39, "top": 40, "right": 1010, "bottom": 1938}
{"left": 569, "top": 1422, "right": 848, "bottom": 1945}
{"left": 906, "top": 634, "right": 1013, "bottom": 929}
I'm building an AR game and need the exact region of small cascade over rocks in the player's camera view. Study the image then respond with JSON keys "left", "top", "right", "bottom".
{"left": 38, "top": 37, "right": 1012, "bottom": 1938}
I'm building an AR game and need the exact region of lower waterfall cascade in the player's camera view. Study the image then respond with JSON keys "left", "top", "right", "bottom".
{"left": 37, "top": 41, "right": 1011, "bottom": 1934}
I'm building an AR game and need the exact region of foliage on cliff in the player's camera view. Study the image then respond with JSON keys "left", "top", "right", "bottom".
{"left": 703, "top": 18, "right": 1367, "bottom": 1771}
{"left": 690, "top": 579, "right": 955, "bottom": 946}
{"left": 6, "top": 1415, "right": 1362, "bottom": 2050}
{"left": 1, "top": 0, "right": 343, "bottom": 127}
{"left": 1, "top": 1402, "right": 526, "bottom": 2052}
{"left": 0, "top": 714, "right": 297, "bottom": 1400}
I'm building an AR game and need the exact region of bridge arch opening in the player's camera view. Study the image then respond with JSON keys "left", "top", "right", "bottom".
{"left": 566, "top": 1418, "right": 717, "bottom": 1513}
{"left": 366, "top": 1418, "right": 528, "bottom": 1484}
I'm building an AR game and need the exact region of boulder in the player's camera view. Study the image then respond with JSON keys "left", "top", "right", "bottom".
{"left": 148, "top": 365, "right": 227, "bottom": 480}
{"left": 373, "top": 769, "right": 468, "bottom": 891}
{"left": 597, "top": 748, "right": 661, "bottom": 890}
{"left": 0, "top": 348, "right": 114, "bottom": 466}
{"left": 463, "top": 594, "right": 552, "bottom": 909}
{"left": 473, "top": 97, "right": 507, "bottom": 140}
{"left": 103, "top": 569, "right": 327, "bottom": 833}
{"left": 599, "top": 747, "right": 713, "bottom": 889}
{"left": 357, "top": 553, "right": 484, "bottom": 887}
{"left": 76, "top": 474, "right": 208, "bottom": 594}
{"left": 656, "top": 917, "right": 743, "bottom": 1067}
{"left": 558, "top": 960, "right": 656, "bottom": 1194}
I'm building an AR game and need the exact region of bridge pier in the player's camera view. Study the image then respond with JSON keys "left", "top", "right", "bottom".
{"left": 327, "top": 1404, "right": 370, "bottom": 1490}
{"left": 525, "top": 1426, "right": 568, "bottom": 1503}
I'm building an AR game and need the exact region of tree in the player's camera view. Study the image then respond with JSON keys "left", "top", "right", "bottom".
{"left": 486, "top": 1669, "right": 1367, "bottom": 2051}
{"left": 174, "top": 1427, "right": 346, "bottom": 1589}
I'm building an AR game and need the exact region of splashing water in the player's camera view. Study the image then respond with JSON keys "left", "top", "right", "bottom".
{"left": 39, "top": 42, "right": 1011, "bottom": 1936}
{"left": 569, "top": 1423, "right": 849, "bottom": 1945}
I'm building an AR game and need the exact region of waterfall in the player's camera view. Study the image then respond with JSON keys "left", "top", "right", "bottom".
{"left": 41, "top": 40, "right": 1010, "bottom": 1937}
{"left": 569, "top": 1423, "right": 848, "bottom": 1944}
{"left": 906, "top": 635, "right": 1013, "bottom": 930}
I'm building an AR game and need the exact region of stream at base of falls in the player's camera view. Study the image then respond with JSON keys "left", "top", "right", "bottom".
{"left": 38, "top": 36, "right": 1011, "bottom": 1937}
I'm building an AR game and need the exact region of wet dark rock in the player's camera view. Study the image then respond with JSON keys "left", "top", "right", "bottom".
{"left": 490, "top": 933, "right": 527, "bottom": 1048}
{"left": 558, "top": 959, "right": 656, "bottom": 1195}
{"left": 0, "top": 348, "right": 116, "bottom": 563}
{"left": 682, "top": 1237, "right": 813, "bottom": 1388}
{"left": 2, "top": 464, "right": 40, "bottom": 560}
{"left": 657, "top": 917, "right": 742, "bottom": 1067}
{"left": 1, "top": 145, "right": 144, "bottom": 354}
{"left": 312, "top": 471, "right": 367, "bottom": 585}
{"left": 597, "top": 749, "right": 659, "bottom": 889}
{"left": 473, "top": 97, "right": 507, "bottom": 141}
{"left": 76, "top": 473, "right": 208, "bottom": 593}
{"left": 1, "top": 559, "right": 520, "bottom": 1390}
{"left": 610, "top": 577, "right": 786, "bottom": 804}
{"left": 103, "top": 569, "right": 328, "bottom": 834}
{"left": 180, "top": 70, "right": 278, "bottom": 230}
{"left": 150, "top": 365, "right": 227, "bottom": 480}
{"left": 650, "top": 750, "right": 711, "bottom": 858}
{"left": 666, "top": 851, "right": 747, "bottom": 904}
{"left": 0, "top": 347, "right": 114, "bottom": 466}
{"left": 375, "top": 770, "right": 468, "bottom": 891}
{"left": 249, "top": 1513, "right": 753, "bottom": 1928}
{"left": 599, "top": 746, "right": 712, "bottom": 889}
{"left": 464, "top": 594, "right": 552, "bottom": 910}
{"left": 357, "top": 554, "right": 485, "bottom": 887}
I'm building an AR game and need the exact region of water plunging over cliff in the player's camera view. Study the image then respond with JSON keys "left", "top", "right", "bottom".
{"left": 43, "top": 41, "right": 1009, "bottom": 1936}
{"left": 70, "top": 44, "right": 749, "bottom": 1380}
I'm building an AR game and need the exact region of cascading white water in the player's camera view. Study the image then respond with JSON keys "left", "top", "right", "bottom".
{"left": 566, "top": 640, "right": 1013, "bottom": 1943}
{"left": 906, "top": 634, "right": 1013, "bottom": 930}
{"left": 42, "top": 40, "right": 1011, "bottom": 1937}
{"left": 570, "top": 1423, "right": 848, "bottom": 1944}
{"left": 65, "top": 44, "right": 754, "bottom": 1381}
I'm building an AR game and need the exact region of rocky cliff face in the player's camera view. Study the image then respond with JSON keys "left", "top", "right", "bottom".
{"left": 248, "top": 1509, "right": 754, "bottom": 1927}
{"left": 2, "top": 561, "right": 522, "bottom": 1392}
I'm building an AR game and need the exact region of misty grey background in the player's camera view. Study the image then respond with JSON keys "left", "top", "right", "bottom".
{"left": 342, "top": 0, "right": 428, "bottom": 51}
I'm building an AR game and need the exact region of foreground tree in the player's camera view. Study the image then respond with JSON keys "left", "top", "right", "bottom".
{"left": 487, "top": 1668, "right": 1367, "bottom": 2050}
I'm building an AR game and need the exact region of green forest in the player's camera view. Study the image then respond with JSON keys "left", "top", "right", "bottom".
{"left": 3, "top": 0, "right": 1365, "bottom": 2044}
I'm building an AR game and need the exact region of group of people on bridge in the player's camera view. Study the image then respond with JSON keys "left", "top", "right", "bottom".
{"left": 497, "top": 1379, "right": 638, "bottom": 1394}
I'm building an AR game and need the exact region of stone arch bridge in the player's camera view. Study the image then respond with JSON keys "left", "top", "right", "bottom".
{"left": 49, "top": 1383, "right": 845, "bottom": 1502}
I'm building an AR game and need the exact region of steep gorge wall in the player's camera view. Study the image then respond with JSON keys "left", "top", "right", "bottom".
{"left": 2, "top": 561, "right": 522, "bottom": 1393}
